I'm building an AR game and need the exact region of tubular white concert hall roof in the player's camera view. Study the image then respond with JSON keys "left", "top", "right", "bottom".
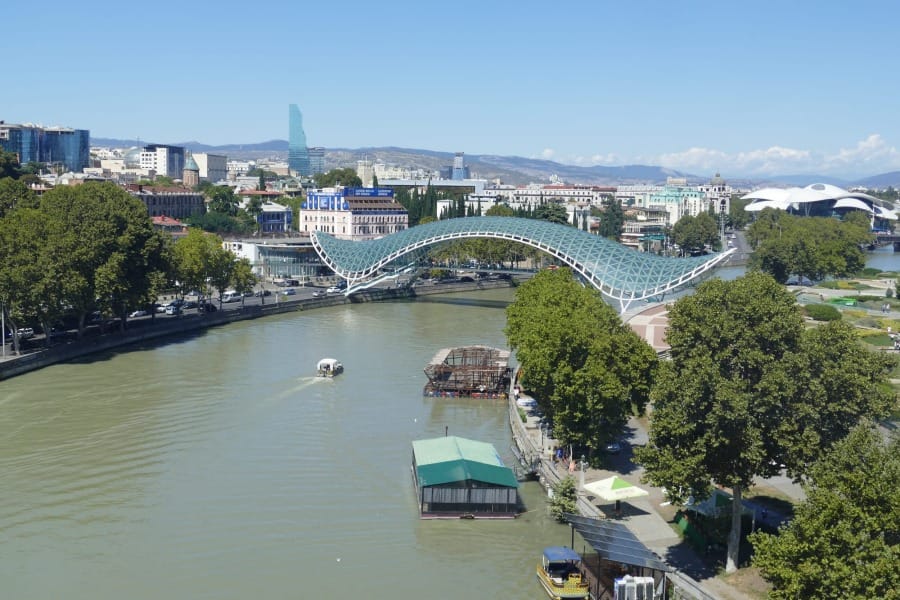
{"left": 743, "top": 183, "right": 897, "bottom": 219}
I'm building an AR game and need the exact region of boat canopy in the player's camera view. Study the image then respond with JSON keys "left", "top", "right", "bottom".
{"left": 542, "top": 546, "right": 582, "bottom": 563}
{"left": 317, "top": 358, "right": 341, "bottom": 369}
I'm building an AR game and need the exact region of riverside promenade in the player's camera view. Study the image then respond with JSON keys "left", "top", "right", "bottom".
{"left": 508, "top": 387, "right": 763, "bottom": 600}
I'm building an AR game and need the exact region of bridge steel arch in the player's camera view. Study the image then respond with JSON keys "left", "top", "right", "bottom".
{"left": 310, "top": 216, "right": 735, "bottom": 312}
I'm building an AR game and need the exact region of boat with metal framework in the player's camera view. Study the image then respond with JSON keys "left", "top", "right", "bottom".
{"left": 316, "top": 358, "right": 343, "bottom": 378}
{"left": 536, "top": 546, "right": 589, "bottom": 600}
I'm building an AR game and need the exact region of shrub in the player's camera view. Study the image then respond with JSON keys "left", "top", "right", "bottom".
{"left": 805, "top": 304, "right": 842, "bottom": 322}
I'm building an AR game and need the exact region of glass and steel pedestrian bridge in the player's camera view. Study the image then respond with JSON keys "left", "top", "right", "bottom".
{"left": 311, "top": 216, "right": 735, "bottom": 312}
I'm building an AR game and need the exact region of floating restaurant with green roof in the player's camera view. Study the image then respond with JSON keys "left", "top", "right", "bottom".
{"left": 411, "top": 436, "right": 519, "bottom": 519}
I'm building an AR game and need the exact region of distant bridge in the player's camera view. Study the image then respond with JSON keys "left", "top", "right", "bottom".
{"left": 311, "top": 217, "right": 735, "bottom": 313}
{"left": 874, "top": 232, "right": 900, "bottom": 251}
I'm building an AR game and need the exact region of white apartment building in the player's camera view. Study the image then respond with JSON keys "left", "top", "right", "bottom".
{"left": 192, "top": 153, "right": 228, "bottom": 182}
{"left": 139, "top": 145, "right": 184, "bottom": 178}
{"left": 227, "top": 160, "right": 255, "bottom": 179}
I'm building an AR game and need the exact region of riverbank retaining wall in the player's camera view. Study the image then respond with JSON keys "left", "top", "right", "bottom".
{"left": 0, "top": 279, "right": 516, "bottom": 381}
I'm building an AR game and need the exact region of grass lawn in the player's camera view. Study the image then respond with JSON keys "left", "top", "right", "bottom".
{"left": 860, "top": 333, "right": 895, "bottom": 347}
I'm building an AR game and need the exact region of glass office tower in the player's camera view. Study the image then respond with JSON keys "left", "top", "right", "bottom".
{"left": 41, "top": 128, "right": 90, "bottom": 172}
{"left": 288, "top": 104, "right": 310, "bottom": 176}
{"left": 308, "top": 147, "right": 325, "bottom": 175}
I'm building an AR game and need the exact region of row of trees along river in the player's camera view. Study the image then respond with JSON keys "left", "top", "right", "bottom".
{"left": 507, "top": 268, "right": 897, "bottom": 598}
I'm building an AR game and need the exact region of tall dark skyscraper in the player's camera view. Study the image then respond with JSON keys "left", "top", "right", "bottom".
{"left": 288, "top": 104, "right": 310, "bottom": 176}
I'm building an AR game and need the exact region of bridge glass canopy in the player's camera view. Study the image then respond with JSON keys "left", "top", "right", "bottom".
{"left": 311, "top": 217, "right": 734, "bottom": 311}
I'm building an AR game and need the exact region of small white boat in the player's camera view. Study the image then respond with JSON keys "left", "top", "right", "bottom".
{"left": 317, "top": 358, "right": 343, "bottom": 378}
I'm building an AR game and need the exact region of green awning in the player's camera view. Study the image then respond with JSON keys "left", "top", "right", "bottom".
{"left": 413, "top": 436, "right": 518, "bottom": 488}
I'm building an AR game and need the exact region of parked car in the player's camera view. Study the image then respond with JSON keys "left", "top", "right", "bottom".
{"left": 604, "top": 441, "right": 623, "bottom": 454}
{"left": 15, "top": 327, "right": 35, "bottom": 339}
{"left": 165, "top": 304, "right": 182, "bottom": 315}
{"left": 182, "top": 301, "right": 198, "bottom": 310}
{"left": 199, "top": 302, "right": 217, "bottom": 312}
{"left": 312, "top": 290, "right": 325, "bottom": 298}
{"left": 254, "top": 289, "right": 272, "bottom": 297}
{"left": 326, "top": 286, "right": 343, "bottom": 294}
{"left": 129, "top": 310, "right": 149, "bottom": 318}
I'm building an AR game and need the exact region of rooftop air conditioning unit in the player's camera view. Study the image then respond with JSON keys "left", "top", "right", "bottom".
{"left": 614, "top": 575, "right": 656, "bottom": 600}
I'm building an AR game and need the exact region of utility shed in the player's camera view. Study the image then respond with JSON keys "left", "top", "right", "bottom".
{"left": 412, "top": 436, "right": 519, "bottom": 519}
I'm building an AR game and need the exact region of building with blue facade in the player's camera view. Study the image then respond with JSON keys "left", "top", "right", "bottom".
{"left": 41, "top": 127, "right": 90, "bottom": 172}
{"left": 288, "top": 104, "right": 310, "bottom": 176}
{"left": 442, "top": 152, "right": 470, "bottom": 180}
{"left": 237, "top": 190, "right": 293, "bottom": 233}
{"left": 0, "top": 122, "right": 89, "bottom": 172}
{"left": 301, "top": 187, "right": 408, "bottom": 240}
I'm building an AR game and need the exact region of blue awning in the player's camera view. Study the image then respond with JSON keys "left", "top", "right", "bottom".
{"left": 543, "top": 546, "right": 581, "bottom": 562}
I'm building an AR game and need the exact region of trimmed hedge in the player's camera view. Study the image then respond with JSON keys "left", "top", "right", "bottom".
{"left": 805, "top": 304, "right": 842, "bottom": 321}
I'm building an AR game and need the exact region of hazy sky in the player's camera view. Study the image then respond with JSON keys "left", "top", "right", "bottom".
{"left": 6, "top": 0, "right": 899, "bottom": 178}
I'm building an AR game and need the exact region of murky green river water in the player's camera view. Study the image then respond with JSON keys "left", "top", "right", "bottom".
{"left": 0, "top": 289, "right": 576, "bottom": 599}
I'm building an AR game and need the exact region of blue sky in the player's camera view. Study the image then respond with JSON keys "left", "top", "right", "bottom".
{"left": 6, "top": 0, "right": 900, "bottom": 178}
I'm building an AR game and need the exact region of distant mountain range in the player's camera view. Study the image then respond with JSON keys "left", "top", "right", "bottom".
{"left": 91, "top": 137, "right": 900, "bottom": 188}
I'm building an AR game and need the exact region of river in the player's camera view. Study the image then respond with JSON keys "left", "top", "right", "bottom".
{"left": 2, "top": 249, "right": 895, "bottom": 599}
{"left": 0, "top": 288, "right": 579, "bottom": 600}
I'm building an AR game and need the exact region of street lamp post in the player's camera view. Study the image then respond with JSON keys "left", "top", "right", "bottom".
{"left": 579, "top": 454, "right": 586, "bottom": 490}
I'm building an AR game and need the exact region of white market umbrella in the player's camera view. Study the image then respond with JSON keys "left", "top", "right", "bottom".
{"left": 583, "top": 476, "right": 649, "bottom": 514}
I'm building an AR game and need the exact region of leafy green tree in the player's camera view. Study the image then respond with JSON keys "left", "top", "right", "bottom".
{"left": 598, "top": 200, "right": 624, "bottom": 240}
{"left": 372, "top": 173, "right": 379, "bottom": 187}
{"left": 776, "top": 321, "right": 895, "bottom": 473}
{"left": 750, "top": 425, "right": 899, "bottom": 600}
{"left": 0, "top": 178, "right": 38, "bottom": 217}
{"left": 0, "top": 150, "right": 22, "bottom": 179}
{"left": 549, "top": 475, "right": 578, "bottom": 522}
{"left": 172, "top": 229, "right": 235, "bottom": 308}
{"left": 534, "top": 203, "right": 569, "bottom": 225}
{"left": 230, "top": 258, "right": 256, "bottom": 305}
{"left": 635, "top": 272, "right": 894, "bottom": 574}
{"left": 207, "top": 185, "right": 239, "bottom": 216}
{"left": 0, "top": 205, "right": 53, "bottom": 352}
{"left": 749, "top": 211, "right": 869, "bottom": 283}
{"left": 38, "top": 182, "right": 169, "bottom": 337}
{"left": 485, "top": 204, "right": 514, "bottom": 217}
{"left": 313, "top": 168, "right": 361, "bottom": 188}
{"left": 671, "top": 212, "right": 719, "bottom": 254}
{"left": 505, "top": 269, "right": 657, "bottom": 453}
{"left": 727, "top": 196, "right": 752, "bottom": 230}
{"left": 186, "top": 211, "right": 253, "bottom": 234}
{"left": 244, "top": 196, "right": 263, "bottom": 231}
